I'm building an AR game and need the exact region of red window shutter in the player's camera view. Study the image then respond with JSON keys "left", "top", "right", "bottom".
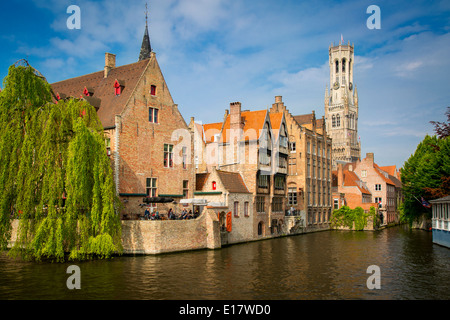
{"left": 114, "top": 80, "right": 121, "bottom": 95}
{"left": 150, "top": 85, "right": 156, "bottom": 96}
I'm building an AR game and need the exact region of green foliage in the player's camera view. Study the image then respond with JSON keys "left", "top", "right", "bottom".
{"left": 0, "top": 63, "right": 122, "bottom": 262}
{"left": 330, "top": 206, "right": 371, "bottom": 231}
{"left": 401, "top": 134, "right": 450, "bottom": 223}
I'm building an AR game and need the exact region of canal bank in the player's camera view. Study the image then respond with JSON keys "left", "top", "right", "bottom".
{"left": 8, "top": 209, "right": 407, "bottom": 256}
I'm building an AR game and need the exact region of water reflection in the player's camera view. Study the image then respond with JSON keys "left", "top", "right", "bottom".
{"left": 0, "top": 226, "right": 449, "bottom": 300}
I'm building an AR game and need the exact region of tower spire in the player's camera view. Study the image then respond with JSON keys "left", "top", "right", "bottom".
{"left": 139, "top": 3, "right": 152, "bottom": 61}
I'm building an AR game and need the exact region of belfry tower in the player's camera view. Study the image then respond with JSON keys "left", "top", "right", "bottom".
{"left": 324, "top": 39, "right": 361, "bottom": 168}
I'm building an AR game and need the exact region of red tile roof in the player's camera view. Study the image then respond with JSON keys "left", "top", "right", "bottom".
{"left": 220, "top": 109, "right": 268, "bottom": 143}
{"left": 51, "top": 59, "right": 150, "bottom": 128}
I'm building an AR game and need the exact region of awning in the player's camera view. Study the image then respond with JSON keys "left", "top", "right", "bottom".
{"left": 143, "top": 197, "right": 174, "bottom": 204}
{"left": 180, "top": 199, "right": 208, "bottom": 205}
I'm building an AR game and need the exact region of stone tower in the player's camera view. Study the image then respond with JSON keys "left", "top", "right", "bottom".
{"left": 324, "top": 39, "right": 361, "bottom": 168}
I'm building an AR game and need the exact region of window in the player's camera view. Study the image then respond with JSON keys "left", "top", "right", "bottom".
{"left": 183, "top": 180, "right": 189, "bottom": 198}
{"left": 149, "top": 107, "right": 159, "bottom": 123}
{"left": 182, "top": 146, "right": 187, "bottom": 169}
{"left": 234, "top": 201, "right": 239, "bottom": 217}
{"left": 146, "top": 178, "right": 157, "bottom": 197}
{"left": 335, "top": 60, "right": 339, "bottom": 74}
{"left": 105, "top": 138, "right": 111, "bottom": 156}
{"left": 244, "top": 202, "right": 249, "bottom": 217}
{"left": 278, "top": 156, "right": 287, "bottom": 169}
{"left": 212, "top": 181, "right": 217, "bottom": 190}
{"left": 307, "top": 142, "right": 311, "bottom": 154}
{"left": 256, "top": 196, "right": 265, "bottom": 213}
{"left": 274, "top": 175, "right": 285, "bottom": 190}
{"left": 307, "top": 158, "right": 311, "bottom": 178}
{"left": 164, "top": 144, "right": 173, "bottom": 168}
{"left": 361, "top": 170, "right": 367, "bottom": 178}
{"left": 375, "top": 197, "right": 382, "bottom": 206}
{"left": 342, "top": 58, "right": 346, "bottom": 73}
{"left": 289, "top": 141, "right": 296, "bottom": 153}
{"left": 375, "top": 184, "right": 382, "bottom": 191}
{"left": 272, "top": 197, "right": 283, "bottom": 212}
{"left": 336, "top": 114, "right": 341, "bottom": 127}
{"left": 334, "top": 199, "right": 339, "bottom": 210}
{"left": 259, "top": 149, "right": 271, "bottom": 166}
{"left": 150, "top": 85, "right": 156, "bottom": 96}
{"left": 258, "top": 174, "right": 269, "bottom": 189}
{"left": 288, "top": 188, "right": 297, "bottom": 205}
{"left": 332, "top": 115, "right": 336, "bottom": 128}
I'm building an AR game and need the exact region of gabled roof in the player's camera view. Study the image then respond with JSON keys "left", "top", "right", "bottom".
{"left": 51, "top": 58, "right": 150, "bottom": 128}
{"left": 380, "top": 165, "right": 397, "bottom": 177}
{"left": 344, "top": 170, "right": 371, "bottom": 195}
{"left": 293, "top": 113, "right": 314, "bottom": 125}
{"left": 374, "top": 163, "right": 396, "bottom": 186}
{"left": 195, "top": 170, "right": 250, "bottom": 194}
{"left": 216, "top": 170, "right": 250, "bottom": 194}
{"left": 269, "top": 112, "right": 284, "bottom": 140}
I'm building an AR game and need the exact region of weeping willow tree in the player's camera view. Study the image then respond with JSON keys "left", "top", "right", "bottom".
{"left": 0, "top": 61, "right": 122, "bottom": 262}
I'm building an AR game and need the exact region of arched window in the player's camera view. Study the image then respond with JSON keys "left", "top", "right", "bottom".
{"left": 349, "top": 59, "right": 352, "bottom": 75}
{"left": 342, "top": 58, "right": 346, "bottom": 73}
{"left": 335, "top": 60, "right": 339, "bottom": 74}
{"left": 332, "top": 115, "right": 336, "bottom": 128}
{"left": 336, "top": 114, "right": 341, "bottom": 127}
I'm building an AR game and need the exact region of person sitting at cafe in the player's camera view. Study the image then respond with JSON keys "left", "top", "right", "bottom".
{"left": 144, "top": 207, "right": 150, "bottom": 220}
{"left": 168, "top": 208, "right": 175, "bottom": 220}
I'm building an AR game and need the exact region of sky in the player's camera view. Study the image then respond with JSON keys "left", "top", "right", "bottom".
{"left": 0, "top": 0, "right": 449, "bottom": 170}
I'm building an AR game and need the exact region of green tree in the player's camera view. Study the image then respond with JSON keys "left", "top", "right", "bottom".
{"left": 401, "top": 133, "right": 450, "bottom": 223}
{"left": 0, "top": 61, "right": 122, "bottom": 261}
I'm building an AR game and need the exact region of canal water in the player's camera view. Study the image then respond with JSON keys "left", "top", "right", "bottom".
{"left": 0, "top": 225, "right": 449, "bottom": 300}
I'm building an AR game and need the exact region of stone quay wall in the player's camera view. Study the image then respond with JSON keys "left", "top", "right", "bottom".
{"left": 8, "top": 209, "right": 221, "bottom": 255}
{"left": 121, "top": 209, "right": 221, "bottom": 254}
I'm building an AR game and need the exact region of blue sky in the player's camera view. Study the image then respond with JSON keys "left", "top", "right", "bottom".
{"left": 1, "top": 0, "right": 449, "bottom": 170}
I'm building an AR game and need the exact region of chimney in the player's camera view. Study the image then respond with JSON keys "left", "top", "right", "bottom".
{"left": 275, "top": 96, "right": 282, "bottom": 103}
{"left": 104, "top": 52, "right": 116, "bottom": 78}
{"left": 338, "top": 163, "right": 344, "bottom": 187}
{"left": 230, "top": 102, "right": 243, "bottom": 131}
{"left": 366, "top": 152, "right": 374, "bottom": 165}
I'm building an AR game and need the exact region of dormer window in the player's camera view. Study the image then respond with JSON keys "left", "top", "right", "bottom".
{"left": 83, "top": 87, "right": 94, "bottom": 96}
{"left": 56, "top": 93, "right": 66, "bottom": 102}
{"left": 114, "top": 79, "right": 125, "bottom": 96}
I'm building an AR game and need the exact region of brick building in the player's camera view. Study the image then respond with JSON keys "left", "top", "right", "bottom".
{"left": 332, "top": 163, "right": 376, "bottom": 212}
{"left": 189, "top": 101, "right": 288, "bottom": 238}
{"left": 269, "top": 96, "right": 333, "bottom": 229}
{"left": 331, "top": 153, "right": 402, "bottom": 224}
{"left": 51, "top": 21, "right": 195, "bottom": 218}
{"left": 195, "top": 167, "right": 253, "bottom": 244}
